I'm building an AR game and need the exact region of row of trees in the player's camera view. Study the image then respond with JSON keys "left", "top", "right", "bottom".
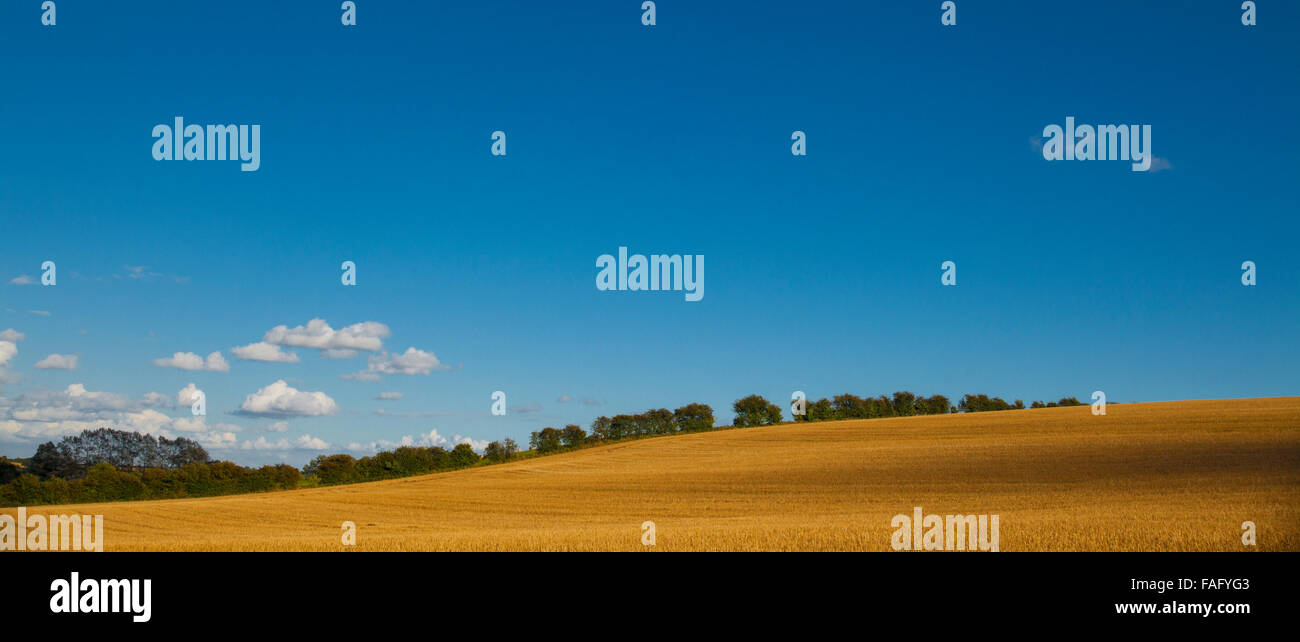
{"left": 530, "top": 403, "right": 716, "bottom": 454}
{"left": 302, "top": 441, "right": 500, "bottom": 486}
{"left": 0, "top": 460, "right": 301, "bottom": 507}
{"left": 787, "top": 392, "right": 956, "bottom": 424}
{"left": 959, "top": 394, "right": 1084, "bottom": 413}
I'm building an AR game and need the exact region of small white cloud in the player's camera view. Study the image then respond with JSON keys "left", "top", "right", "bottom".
{"left": 34, "top": 354, "right": 78, "bottom": 370}
{"left": 265, "top": 420, "right": 289, "bottom": 433}
{"left": 0, "top": 329, "right": 24, "bottom": 342}
{"left": 8, "top": 275, "right": 34, "bottom": 285}
{"left": 27, "top": 310, "right": 51, "bottom": 317}
{"left": 511, "top": 403, "right": 542, "bottom": 414}
{"left": 140, "top": 391, "right": 174, "bottom": 408}
{"left": 1150, "top": 157, "right": 1172, "bottom": 173}
{"left": 205, "top": 351, "right": 230, "bottom": 372}
{"left": 345, "top": 347, "right": 447, "bottom": 380}
{"left": 263, "top": 319, "right": 390, "bottom": 352}
{"left": 294, "top": 434, "right": 330, "bottom": 450}
{"left": 347, "top": 429, "right": 450, "bottom": 453}
{"left": 556, "top": 394, "right": 573, "bottom": 403}
{"left": 153, "top": 351, "right": 229, "bottom": 372}
{"left": 236, "top": 379, "right": 339, "bottom": 418}
{"left": 231, "top": 341, "right": 300, "bottom": 363}
{"left": 454, "top": 434, "right": 490, "bottom": 453}
{"left": 239, "top": 433, "right": 330, "bottom": 451}
{"left": 374, "top": 392, "right": 403, "bottom": 400}
{"left": 0, "top": 341, "right": 16, "bottom": 368}
{"left": 177, "top": 383, "right": 203, "bottom": 407}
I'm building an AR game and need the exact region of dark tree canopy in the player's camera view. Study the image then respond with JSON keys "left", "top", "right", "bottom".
{"left": 30, "top": 428, "right": 209, "bottom": 480}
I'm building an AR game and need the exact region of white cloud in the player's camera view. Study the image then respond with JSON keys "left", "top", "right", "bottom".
{"left": 374, "top": 392, "right": 403, "bottom": 400}
{"left": 231, "top": 341, "right": 301, "bottom": 363}
{"left": 8, "top": 275, "right": 34, "bottom": 285}
{"left": 0, "top": 329, "right": 24, "bottom": 370}
{"left": 265, "top": 420, "right": 289, "bottom": 433}
{"left": 198, "top": 431, "right": 239, "bottom": 449}
{"left": 321, "top": 349, "right": 358, "bottom": 359}
{"left": 205, "top": 352, "right": 230, "bottom": 372}
{"left": 34, "top": 354, "right": 78, "bottom": 370}
{"left": 454, "top": 435, "right": 490, "bottom": 453}
{"left": 0, "top": 383, "right": 246, "bottom": 445}
{"left": 344, "top": 347, "right": 446, "bottom": 380}
{"left": 28, "top": 310, "right": 51, "bottom": 317}
{"left": 556, "top": 394, "right": 573, "bottom": 403}
{"left": 155, "top": 352, "right": 203, "bottom": 370}
{"left": 511, "top": 403, "right": 542, "bottom": 414}
{"left": 294, "top": 434, "right": 330, "bottom": 449}
{"left": 0, "top": 341, "right": 16, "bottom": 368}
{"left": 347, "top": 429, "right": 451, "bottom": 453}
{"left": 170, "top": 415, "right": 209, "bottom": 433}
{"left": 239, "top": 434, "right": 330, "bottom": 451}
{"left": 371, "top": 347, "right": 444, "bottom": 374}
{"left": 263, "top": 319, "right": 390, "bottom": 352}
{"left": 177, "top": 383, "right": 203, "bottom": 408}
{"left": 140, "top": 391, "right": 174, "bottom": 408}
{"left": 235, "top": 379, "right": 339, "bottom": 418}
{"left": 153, "top": 351, "right": 230, "bottom": 372}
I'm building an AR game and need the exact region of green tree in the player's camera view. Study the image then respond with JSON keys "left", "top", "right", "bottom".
{"left": 529, "top": 428, "right": 564, "bottom": 453}
{"left": 891, "top": 391, "right": 918, "bottom": 417}
{"left": 449, "top": 443, "right": 480, "bottom": 467}
{"left": 732, "top": 395, "right": 783, "bottom": 427}
{"left": 561, "top": 424, "right": 587, "bottom": 447}
{"left": 305, "top": 454, "right": 360, "bottom": 485}
{"left": 485, "top": 439, "right": 519, "bottom": 463}
{"left": 672, "top": 404, "right": 714, "bottom": 432}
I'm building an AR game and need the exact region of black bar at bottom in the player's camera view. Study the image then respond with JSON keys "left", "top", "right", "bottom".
{"left": 1, "top": 553, "right": 1284, "bottom": 631}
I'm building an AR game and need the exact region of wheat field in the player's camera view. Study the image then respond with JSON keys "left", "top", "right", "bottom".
{"left": 4, "top": 397, "right": 1297, "bottom": 551}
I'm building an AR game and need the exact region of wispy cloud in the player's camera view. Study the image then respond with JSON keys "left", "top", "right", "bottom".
{"left": 231, "top": 341, "right": 300, "bottom": 363}
{"left": 34, "top": 354, "right": 78, "bottom": 370}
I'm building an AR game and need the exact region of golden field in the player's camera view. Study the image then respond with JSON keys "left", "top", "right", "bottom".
{"left": 4, "top": 397, "right": 1298, "bottom": 551}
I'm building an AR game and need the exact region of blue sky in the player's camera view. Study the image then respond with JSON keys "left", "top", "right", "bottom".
{"left": 1, "top": 1, "right": 1297, "bottom": 465}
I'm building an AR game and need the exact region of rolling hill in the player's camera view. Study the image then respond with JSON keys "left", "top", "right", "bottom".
{"left": 4, "top": 397, "right": 1297, "bottom": 551}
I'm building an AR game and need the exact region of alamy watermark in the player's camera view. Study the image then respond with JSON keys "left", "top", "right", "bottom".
{"left": 49, "top": 572, "right": 150, "bottom": 622}
{"left": 891, "top": 506, "right": 999, "bottom": 551}
{"left": 152, "top": 117, "right": 261, "bottom": 172}
{"left": 596, "top": 247, "right": 704, "bottom": 302}
{"left": 1, "top": 507, "right": 104, "bottom": 551}
{"left": 1041, "top": 117, "right": 1152, "bottom": 172}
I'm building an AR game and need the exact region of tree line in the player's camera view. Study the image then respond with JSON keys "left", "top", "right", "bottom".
{"left": 772, "top": 391, "right": 1085, "bottom": 424}
{"left": 302, "top": 440, "right": 515, "bottom": 486}
{"left": 529, "top": 403, "right": 715, "bottom": 453}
